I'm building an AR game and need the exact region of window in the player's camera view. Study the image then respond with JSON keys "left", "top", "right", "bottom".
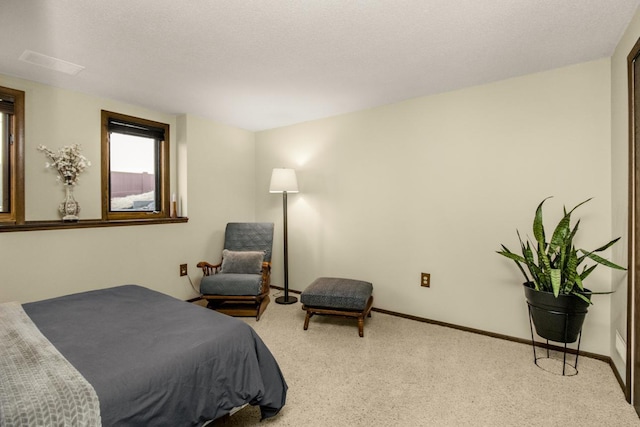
{"left": 101, "top": 111, "right": 169, "bottom": 220}
{"left": 0, "top": 86, "right": 24, "bottom": 224}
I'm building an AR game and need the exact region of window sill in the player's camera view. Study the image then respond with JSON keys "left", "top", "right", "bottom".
{"left": 0, "top": 216, "right": 188, "bottom": 233}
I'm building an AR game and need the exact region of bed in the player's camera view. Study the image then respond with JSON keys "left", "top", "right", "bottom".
{"left": 1, "top": 285, "right": 287, "bottom": 426}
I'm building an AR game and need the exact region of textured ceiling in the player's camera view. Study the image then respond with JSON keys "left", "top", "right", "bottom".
{"left": 0, "top": 0, "right": 638, "bottom": 131}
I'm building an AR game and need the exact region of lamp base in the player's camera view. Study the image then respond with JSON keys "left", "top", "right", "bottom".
{"left": 275, "top": 295, "right": 298, "bottom": 305}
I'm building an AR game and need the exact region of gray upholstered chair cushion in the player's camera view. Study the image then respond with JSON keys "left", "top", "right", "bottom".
{"left": 200, "top": 273, "right": 263, "bottom": 296}
{"left": 224, "top": 223, "right": 274, "bottom": 263}
{"left": 301, "top": 277, "right": 373, "bottom": 311}
{"left": 221, "top": 249, "right": 264, "bottom": 274}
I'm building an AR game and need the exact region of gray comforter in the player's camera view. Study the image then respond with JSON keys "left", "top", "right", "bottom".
{"left": 22, "top": 285, "right": 287, "bottom": 426}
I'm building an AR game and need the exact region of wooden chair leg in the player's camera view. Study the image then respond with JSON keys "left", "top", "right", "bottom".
{"left": 256, "top": 295, "right": 270, "bottom": 321}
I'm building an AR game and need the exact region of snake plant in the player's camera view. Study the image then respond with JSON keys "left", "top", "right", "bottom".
{"left": 497, "top": 197, "right": 625, "bottom": 304}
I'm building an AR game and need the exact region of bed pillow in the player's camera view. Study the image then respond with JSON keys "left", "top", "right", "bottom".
{"left": 221, "top": 249, "right": 265, "bottom": 274}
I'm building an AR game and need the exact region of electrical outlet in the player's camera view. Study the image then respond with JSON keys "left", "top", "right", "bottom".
{"left": 180, "top": 264, "right": 188, "bottom": 277}
{"left": 421, "top": 273, "right": 430, "bottom": 287}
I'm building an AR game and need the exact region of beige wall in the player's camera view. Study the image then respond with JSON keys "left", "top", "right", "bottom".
{"left": 256, "top": 59, "right": 614, "bottom": 355}
{"left": 181, "top": 113, "right": 257, "bottom": 265}
{"left": 0, "top": 75, "right": 256, "bottom": 303}
{"left": 611, "top": 8, "right": 640, "bottom": 384}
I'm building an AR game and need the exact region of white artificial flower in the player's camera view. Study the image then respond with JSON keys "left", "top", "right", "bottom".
{"left": 37, "top": 144, "right": 91, "bottom": 186}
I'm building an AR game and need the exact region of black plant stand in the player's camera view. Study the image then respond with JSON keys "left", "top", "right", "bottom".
{"left": 527, "top": 303, "right": 583, "bottom": 376}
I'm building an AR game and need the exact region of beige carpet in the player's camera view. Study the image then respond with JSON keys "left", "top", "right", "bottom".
{"left": 211, "top": 289, "right": 640, "bottom": 426}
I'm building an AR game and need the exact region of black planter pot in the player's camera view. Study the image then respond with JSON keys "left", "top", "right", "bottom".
{"left": 523, "top": 282, "right": 591, "bottom": 344}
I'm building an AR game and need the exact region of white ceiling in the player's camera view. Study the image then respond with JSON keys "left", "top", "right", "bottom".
{"left": 1, "top": 0, "right": 639, "bottom": 131}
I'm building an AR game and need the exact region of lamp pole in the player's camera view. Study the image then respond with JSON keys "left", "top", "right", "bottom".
{"left": 276, "top": 190, "right": 297, "bottom": 304}
{"left": 270, "top": 168, "right": 299, "bottom": 305}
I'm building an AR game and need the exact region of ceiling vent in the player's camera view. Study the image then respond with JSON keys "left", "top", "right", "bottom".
{"left": 19, "top": 50, "right": 85, "bottom": 75}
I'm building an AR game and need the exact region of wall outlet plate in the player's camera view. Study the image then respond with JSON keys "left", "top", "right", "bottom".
{"left": 180, "top": 264, "right": 188, "bottom": 276}
{"left": 421, "top": 273, "right": 430, "bottom": 287}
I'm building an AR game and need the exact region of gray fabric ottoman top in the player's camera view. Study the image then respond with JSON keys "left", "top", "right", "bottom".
{"left": 301, "top": 277, "right": 373, "bottom": 311}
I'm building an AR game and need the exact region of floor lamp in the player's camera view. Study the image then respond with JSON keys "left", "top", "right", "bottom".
{"left": 270, "top": 168, "right": 299, "bottom": 304}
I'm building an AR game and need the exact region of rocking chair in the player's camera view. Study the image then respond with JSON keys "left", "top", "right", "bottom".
{"left": 197, "top": 222, "right": 274, "bottom": 320}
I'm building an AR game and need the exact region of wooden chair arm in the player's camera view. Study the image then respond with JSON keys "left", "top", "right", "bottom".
{"left": 197, "top": 261, "right": 221, "bottom": 276}
{"left": 261, "top": 262, "right": 272, "bottom": 292}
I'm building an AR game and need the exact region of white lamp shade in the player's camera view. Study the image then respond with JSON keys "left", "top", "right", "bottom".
{"left": 269, "top": 168, "right": 299, "bottom": 193}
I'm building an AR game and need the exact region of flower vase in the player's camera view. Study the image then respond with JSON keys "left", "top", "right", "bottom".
{"left": 59, "top": 185, "right": 80, "bottom": 221}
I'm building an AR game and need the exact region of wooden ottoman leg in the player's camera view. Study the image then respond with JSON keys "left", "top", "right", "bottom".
{"left": 304, "top": 310, "right": 312, "bottom": 331}
{"left": 358, "top": 315, "right": 364, "bottom": 337}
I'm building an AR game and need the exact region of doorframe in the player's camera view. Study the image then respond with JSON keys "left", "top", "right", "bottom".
{"left": 627, "top": 36, "right": 640, "bottom": 411}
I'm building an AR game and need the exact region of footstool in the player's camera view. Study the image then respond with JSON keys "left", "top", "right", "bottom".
{"left": 301, "top": 277, "right": 374, "bottom": 337}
